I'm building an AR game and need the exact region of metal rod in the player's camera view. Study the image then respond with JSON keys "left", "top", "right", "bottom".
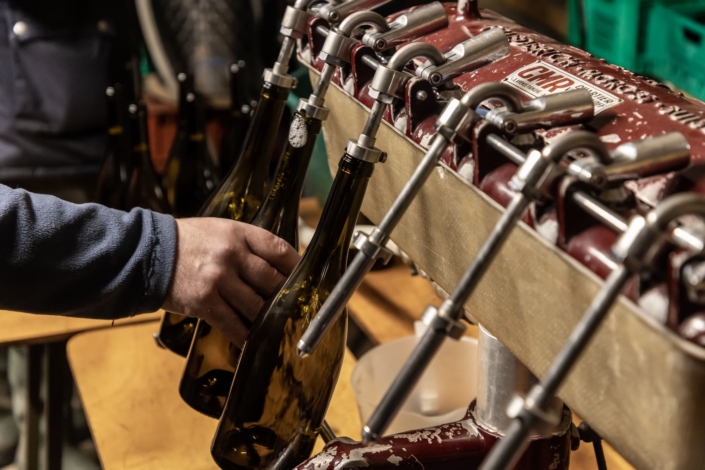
{"left": 378, "top": 135, "right": 449, "bottom": 233}
{"left": 320, "top": 420, "right": 337, "bottom": 443}
{"left": 361, "top": 55, "right": 381, "bottom": 70}
{"left": 572, "top": 191, "right": 629, "bottom": 233}
{"left": 273, "top": 36, "right": 296, "bottom": 76}
{"left": 486, "top": 133, "right": 525, "bottom": 165}
{"left": 361, "top": 100, "right": 386, "bottom": 140}
{"left": 479, "top": 265, "right": 631, "bottom": 470}
{"left": 312, "top": 63, "right": 336, "bottom": 99}
{"left": 298, "top": 134, "right": 451, "bottom": 357}
{"left": 362, "top": 325, "right": 448, "bottom": 444}
{"left": 486, "top": 135, "right": 702, "bottom": 252}
{"left": 450, "top": 194, "right": 531, "bottom": 306}
{"left": 361, "top": 193, "right": 532, "bottom": 443}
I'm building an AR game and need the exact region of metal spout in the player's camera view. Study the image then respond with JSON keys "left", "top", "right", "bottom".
{"left": 568, "top": 132, "right": 691, "bottom": 188}
{"left": 362, "top": 2, "right": 449, "bottom": 51}
{"left": 416, "top": 28, "right": 510, "bottom": 85}
{"left": 485, "top": 88, "right": 594, "bottom": 134}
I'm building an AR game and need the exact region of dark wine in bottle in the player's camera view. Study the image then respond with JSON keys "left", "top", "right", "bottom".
{"left": 95, "top": 85, "right": 130, "bottom": 209}
{"left": 124, "top": 102, "right": 171, "bottom": 213}
{"left": 163, "top": 73, "right": 219, "bottom": 217}
{"left": 211, "top": 154, "right": 374, "bottom": 469}
{"left": 219, "top": 61, "right": 251, "bottom": 172}
{"left": 180, "top": 110, "right": 323, "bottom": 418}
{"left": 156, "top": 81, "right": 291, "bottom": 356}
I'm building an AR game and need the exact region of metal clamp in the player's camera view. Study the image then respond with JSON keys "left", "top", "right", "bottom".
{"left": 601, "top": 194, "right": 705, "bottom": 319}
{"left": 296, "top": 98, "right": 330, "bottom": 121}
{"left": 263, "top": 68, "right": 297, "bottom": 89}
{"left": 511, "top": 131, "right": 610, "bottom": 199}
{"left": 319, "top": 11, "right": 389, "bottom": 66}
{"left": 280, "top": 5, "right": 313, "bottom": 39}
{"left": 369, "top": 42, "right": 445, "bottom": 102}
{"left": 362, "top": 2, "right": 448, "bottom": 51}
{"left": 421, "top": 303, "right": 467, "bottom": 339}
{"left": 352, "top": 231, "right": 394, "bottom": 263}
{"left": 485, "top": 89, "right": 594, "bottom": 134}
{"left": 345, "top": 139, "right": 386, "bottom": 163}
{"left": 416, "top": 28, "right": 510, "bottom": 85}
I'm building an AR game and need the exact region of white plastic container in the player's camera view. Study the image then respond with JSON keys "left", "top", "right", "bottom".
{"left": 350, "top": 331, "right": 478, "bottom": 437}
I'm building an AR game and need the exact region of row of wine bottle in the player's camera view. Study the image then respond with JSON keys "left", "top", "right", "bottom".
{"left": 94, "top": 62, "right": 254, "bottom": 216}
{"left": 153, "top": 47, "right": 365, "bottom": 468}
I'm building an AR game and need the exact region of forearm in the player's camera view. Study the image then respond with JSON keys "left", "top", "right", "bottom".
{"left": 0, "top": 184, "right": 177, "bottom": 319}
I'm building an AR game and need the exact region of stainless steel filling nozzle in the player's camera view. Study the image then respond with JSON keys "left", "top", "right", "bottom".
{"left": 357, "top": 130, "right": 694, "bottom": 446}
{"left": 479, "top": 193, "right": 705, "bottom": 470}
{"left": 300, "top": 11, "right": 389, "bottom": 120}
{"left": 318, "top": 0, "right": 394, "bottom": 24}
{"left": 267, "top": 0, "right": 393, "bottom": 88}
{"left": 361, "top": 2, "right": 449, "bottom": 51}
{"left": 297, "top": 84, "right": 595, "bottom": 360}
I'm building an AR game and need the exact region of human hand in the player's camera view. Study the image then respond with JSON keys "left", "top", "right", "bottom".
{"left": 162, "top": 218, "right": 300, "bottom": 346}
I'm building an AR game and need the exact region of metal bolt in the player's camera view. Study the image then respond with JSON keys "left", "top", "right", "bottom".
{"left": 502, "top": 119, "right": 518, "bottom": 134}
{"left": 416, "top": 90, "right": 428, "bottom": 101}
{"left": 375, "top": 39, "right": 387, "bottom": 51}
{"left": 13, "top": 21, "right": 27, "bottom": 38}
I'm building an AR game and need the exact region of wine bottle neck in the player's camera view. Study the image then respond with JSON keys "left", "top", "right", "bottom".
{"left": 302, "top": 154, "right": 374, "bottom": 277}
{"left": 252, "top": 111, "right": 323, "bottom": 248}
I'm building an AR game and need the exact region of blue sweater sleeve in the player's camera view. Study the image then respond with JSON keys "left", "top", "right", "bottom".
{"left": 0, "top": 184, "right": 177, "bottom": 319}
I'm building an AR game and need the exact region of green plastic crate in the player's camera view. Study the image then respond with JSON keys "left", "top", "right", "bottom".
{"left": 646, "top": 2, "right": 705, "bottom": 101}
{"left": 567, "top": 0, "right": 692, "bottom": 72}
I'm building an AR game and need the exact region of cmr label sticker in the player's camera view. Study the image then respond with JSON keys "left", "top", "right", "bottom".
{"left": 503, "top": 61, "right": 622, "bottom": 114}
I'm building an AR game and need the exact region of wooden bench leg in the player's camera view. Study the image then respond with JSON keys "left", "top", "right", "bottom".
{"left": 25, "top": 345, "right": 41, "bottom": 470}
{"left": 44, "top": 342, "right": 65, "bottom": 470}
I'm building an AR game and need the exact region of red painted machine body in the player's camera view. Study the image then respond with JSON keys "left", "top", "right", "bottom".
{"left": 304, "top": 0, "right": 705, "bottom": 334}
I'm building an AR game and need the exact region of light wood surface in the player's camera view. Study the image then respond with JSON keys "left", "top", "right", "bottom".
{"left": 313, "top": 67, "right": 705, "bottom": 469}
{"left": 67, "top": 322, "right": 360, "bottom": 470}
{"left": 0, "top": 309, "right": 160, "bottom": 346}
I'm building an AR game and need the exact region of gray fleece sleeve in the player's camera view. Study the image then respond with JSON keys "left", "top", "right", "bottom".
{"left": 0, "top": 184, "right": 177, "bottom": 319}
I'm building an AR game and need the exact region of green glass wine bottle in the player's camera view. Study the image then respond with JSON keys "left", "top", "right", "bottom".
{"left": 211, "top": 153, "right": 374, "bottom": 469}
{"left": 124, "top": 102, "right": 171, "bottom": 213}
{"left": 156, "top": 80, "right": 291, "bottom": 357}
{"left": 179, "top": 110, "right": 323, "bottom": 418}
{"left": 94, "top": 85, "right": 130, "bottom": 209}
{"left": 163, "top": 73, "right": 219, "bottom": 217}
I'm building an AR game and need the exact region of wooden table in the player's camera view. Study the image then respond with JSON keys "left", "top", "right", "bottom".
{"left": 0, "top": 309, "right": 160, "bottom": 470}
{"left": 67, "top": 321, "right": 360, "bottom": 470}
{"left": 0, "top": 309, "right": 160, "bottom": 347}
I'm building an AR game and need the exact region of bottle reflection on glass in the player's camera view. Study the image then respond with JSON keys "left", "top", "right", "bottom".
{"left": 180, "top": 110, "right": 323, "bottom": 418}
{"left": 124, "top": 102, "right": 171, "bottom": 213}
{"left": 95, "top": 84, "right": 131, "bottom": 209}
{"left": 211, "top": 154, "right": 374, "bottom": 469}
{"left": 156, "top": 80, "right": 291, "bottom": 357}
{"left": 163, "top": 73, "right": 219, "bottom": 217}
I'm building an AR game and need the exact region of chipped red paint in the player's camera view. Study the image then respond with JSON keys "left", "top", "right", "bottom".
{"left": 294, "top": 402, "right": 572, "bottom": 470}
{"left": 302, "top": 1, "right": 705, "bottom": 337}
